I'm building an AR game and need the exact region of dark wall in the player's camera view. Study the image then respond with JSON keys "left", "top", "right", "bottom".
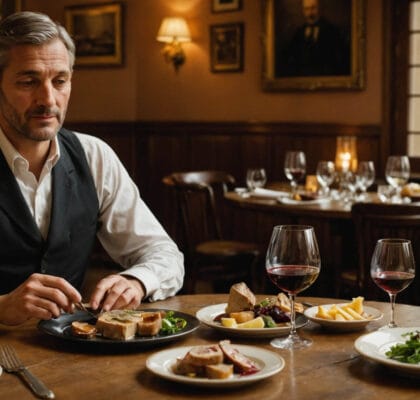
{"left": 66, "top": 120, "right": 381, "bottom": 238}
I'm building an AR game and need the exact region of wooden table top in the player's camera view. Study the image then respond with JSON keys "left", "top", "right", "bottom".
{"left": 1, "top": 294, "right": 420, "bottom": 400}
{"left": 224, "top": 191, "right": 355, "bottom": 219}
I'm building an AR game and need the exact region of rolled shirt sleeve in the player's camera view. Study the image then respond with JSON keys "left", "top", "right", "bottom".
{"left": 76, "top": 133, "right": 184, "bottom": 300}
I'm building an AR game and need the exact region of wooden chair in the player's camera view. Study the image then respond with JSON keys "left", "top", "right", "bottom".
{"left": 162, "top": 171, "right": 262, "bottom": 294}
{"left": 341, "top": 202, "right": 420, "bottom": 304}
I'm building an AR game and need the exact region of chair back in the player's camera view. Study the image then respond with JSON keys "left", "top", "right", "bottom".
{"left": 351, "top": 202, "right": 420, "bottom": 304}
{"left": 162, "top": 171, "right": 236, "bottom": 259}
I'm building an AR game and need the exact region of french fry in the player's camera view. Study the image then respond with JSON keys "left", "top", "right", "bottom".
{"left": 335, "top": 306, "right": 354, "bottom": 320}
{"left": 315, "top": 305, "right": 334, "bottom": 320}
{"left": 314, "top": 297, "right": 370, "bottom": 321}
{"left": 344, "top": 306, "right": 364, "bottom": 320}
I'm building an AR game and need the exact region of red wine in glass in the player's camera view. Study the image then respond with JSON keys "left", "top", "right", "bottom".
{"left": 284, "top": 151, "right": 306, "bottom": 196}
{"left": 372, "top": 271, "right": 414, "bottom": 294}
{"left": 370, "top": 238, "right": 415, "bottom": 328}
{"left": 266, "top": 225, "right": 320, "bottom": 349}
{"left": 267, "top": 265, "right": 319, "bottom": 294}
{"left": 284, "top": 168, "right": 305, "bottom": 183}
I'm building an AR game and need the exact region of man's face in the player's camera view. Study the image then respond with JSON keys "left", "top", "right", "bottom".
{"left": 303, "top": 0, "right": 320, "bottom": 25}
{"left": 0, "top": 39, "right": 72, "bottom": 144}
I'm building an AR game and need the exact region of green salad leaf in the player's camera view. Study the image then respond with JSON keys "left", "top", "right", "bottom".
{"left": 385, "top": 331, "right": 420, "bottom": 364}
{"left": 160, "top": 311, "right": 187, "bottom": 335}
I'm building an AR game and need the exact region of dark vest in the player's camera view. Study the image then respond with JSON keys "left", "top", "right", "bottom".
{"left": 0, "top": 128, "right": 99, "bottom": 294}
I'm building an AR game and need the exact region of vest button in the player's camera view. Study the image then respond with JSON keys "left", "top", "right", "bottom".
{"left": 40, "top": 262, "right": 47, "bottom": 273}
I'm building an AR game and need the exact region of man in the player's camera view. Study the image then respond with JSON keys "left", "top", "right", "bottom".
{"left": 278, "top": 0, "right": 350, "bottom": 77}
{"left": 0, "top": 12, "right": 184, "bottom": 325}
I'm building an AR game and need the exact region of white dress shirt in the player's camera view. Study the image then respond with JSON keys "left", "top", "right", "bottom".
{"left": 0, "top": 129, "right": 184, "bottom": 301}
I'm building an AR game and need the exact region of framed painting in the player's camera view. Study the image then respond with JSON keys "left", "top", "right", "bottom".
{"left": 211, "top": 0, "right": 242, "bottom": 13}
{"left": 64, "top": 2, "right": 123, "bottom": 67}
{"left": 262, "top": 0, "right": 365, "bottom": 91}
{"left": 0, "top": 0, "right": 21, "bottom": 18}
{"left": 210, "top": 22, "right": 244, "bottom": 73}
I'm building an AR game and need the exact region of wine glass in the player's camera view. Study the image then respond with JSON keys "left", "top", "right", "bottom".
{"left": 246, "top": 168, "right": 267, "bottom": 192}
{"left": 266, "top": 225, "right": 321, "bottom": 349}
{"left": 356, "top": 161, "right": 375, "bottom": 201}
{"left": 385, "top": 156, "right": 410, "bottom": 203}
{"left": 370, "top": 238, "right": 415, "bottom": 328}
{"left": 316, "top": 161, "right": 335, "bottom": 196}
{"left": 284, "top": 151, "right": 306, "bottom": 197}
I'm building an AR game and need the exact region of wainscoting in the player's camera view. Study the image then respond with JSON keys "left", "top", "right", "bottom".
{"left": 66, "top": 120, "right": 381, "bottom": 235}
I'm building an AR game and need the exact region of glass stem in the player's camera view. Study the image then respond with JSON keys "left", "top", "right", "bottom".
{"left": 291, "top": 181, "right": 297, "bottom": 196}
{"left": 289, "top": 293, "right": 297, "bottom": 336}
{"left": 388, "top": 292, "right": 397, "bottom": 328}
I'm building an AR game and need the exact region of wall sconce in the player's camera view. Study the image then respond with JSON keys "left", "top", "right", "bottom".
{"left": 156, "top": 17, "right": 191, "bottom": 71}
{"left": 335, "top": 136, "right": 358, "bottom": 172}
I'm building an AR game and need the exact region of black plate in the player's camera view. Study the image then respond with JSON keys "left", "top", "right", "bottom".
{"left": 38, "top": 309, "right": 200, "bottom": 348}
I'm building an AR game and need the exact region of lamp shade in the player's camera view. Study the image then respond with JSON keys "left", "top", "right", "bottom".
{"left": 156, "top": 17, "right": 191, "bottom": 43}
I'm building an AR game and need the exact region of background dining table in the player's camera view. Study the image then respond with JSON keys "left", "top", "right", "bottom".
{"left": 224, "top": 190, "right": 358, "bottom": 295}
{"left": 1, "top": 294, "right": 419, "bottom": 400}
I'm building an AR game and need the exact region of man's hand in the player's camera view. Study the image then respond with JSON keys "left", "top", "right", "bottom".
{"left": 0, "top": 273, "right": 81, "bottom": 326}
{"left": 89, "top": 274, "right": 145, "bottom": 312}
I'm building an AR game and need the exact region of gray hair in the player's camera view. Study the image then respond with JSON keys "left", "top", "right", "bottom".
{"left": 0, "top": 11, "right": 75, "bottom": 72}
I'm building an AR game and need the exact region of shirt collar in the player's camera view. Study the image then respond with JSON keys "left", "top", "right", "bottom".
{"left": 0, "top": 127, "right": 61, "bottom": 173}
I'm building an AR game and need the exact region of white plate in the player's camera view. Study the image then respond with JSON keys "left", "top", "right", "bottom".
{"left": 304, "top": 304, "right": 383, "bottom": 331}
{"left": 146, "top": 344, "right": 285, "bottom": 388}
{"left": 196, "top": 303, "right": 308, "bottom": 338}
{"left": 354, "top": 328, "right": 420, "bottom": 377}
{"left": 278, "top": 196, "right": 331, "bottom": 205}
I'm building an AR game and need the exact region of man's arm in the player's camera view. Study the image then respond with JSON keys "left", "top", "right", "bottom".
{"left": 77, "top": 133, "right": 184, "bottom": 309}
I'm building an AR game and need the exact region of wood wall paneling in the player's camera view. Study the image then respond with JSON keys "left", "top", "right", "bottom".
{"left": 65, "top": 121, "right": 381, "bottom": 237}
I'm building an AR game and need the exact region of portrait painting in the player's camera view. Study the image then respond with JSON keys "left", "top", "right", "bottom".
{"left": 262, "top": 0, "right": 365, "bottom": 91}
{"left": 210, "top": 23, "right": 244, "bottom": 73}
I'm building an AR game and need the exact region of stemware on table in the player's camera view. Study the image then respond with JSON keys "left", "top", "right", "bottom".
{"left": 385, "top": 155, "right": 410, "bottom": 203}
{"left": 246, "top": 168, "right": 267, "bottom": 192}
{"left": 284, "top": 151, "right": 306, "bottom": 197}
{"left": 356, "top": 161, "right": 375, "bottom": 201}
{"left": 265, "top": 225, "right": 320, "bottom": 349}
{"left": 316, "top": 160, "right": 335, "bottom": 196}
{"left": 370, "top": 238, "right": 415, "bottom": 328}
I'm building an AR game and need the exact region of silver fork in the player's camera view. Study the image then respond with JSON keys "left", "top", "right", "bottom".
{"left": 74, "top": 302, "right": 101, "bottom": 319}
{"left": 0, "top": 344, "right": 55, "bottom": 399}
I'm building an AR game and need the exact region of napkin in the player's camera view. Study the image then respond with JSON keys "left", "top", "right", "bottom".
{"left": 250, "top": 188, "right": 289, "bottom": 199}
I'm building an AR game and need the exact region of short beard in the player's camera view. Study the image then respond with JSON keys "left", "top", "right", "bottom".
{"left": 0, "top": 88, "right": 64, "bottom": 142}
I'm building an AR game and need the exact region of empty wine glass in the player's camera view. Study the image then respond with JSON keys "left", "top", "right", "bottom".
{"left": 385, "top": 156, "right": 410, "bottom": 203}
{"left": 340, "top": 170, "right": 357, "bottom": 204}
{"left": 370, "top": 238, "right": 415, "bottom": 328}
{"left": 356, "top": 161, "right": 375, "bottom": 201}
{"left": 284, "top": 151, "right": 306, "bottom": 197}
{"left": 266, "top": 225, "right": 320, "bottom": 349}
{"left": 246, "top": 168, "right": 267, "bottom": 192}
{"left": 316, "top": 161, "right": 335, "bottom": 196}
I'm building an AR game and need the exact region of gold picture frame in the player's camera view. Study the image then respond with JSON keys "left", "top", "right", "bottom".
{"left": 262, "top": 0, "right": 365, "bottom": 91}
{"left": 65, "top": 2, "right": 123, "bottom": 67}
{"left": 210, "top": 22, "right": 244, "bottom": 73}
{"left": 0, "top": 0, "right": 21, "bottom": 18}
{"left": 211, "top": 0, "right": 242, "bottom": 13}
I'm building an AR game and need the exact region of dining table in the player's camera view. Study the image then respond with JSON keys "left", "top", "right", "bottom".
{"left": 1, "top": 294, "right": 419, "bottom": 400}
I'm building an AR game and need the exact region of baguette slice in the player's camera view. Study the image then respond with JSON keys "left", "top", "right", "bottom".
{"left": 96, "top": 310, "right": 143, "bottom": 340}
{"left": 137, "top": 311, "right": 162, "bottom": 336}
{"left": 225, "top": 282, "right": 256, "bottom": 314}
{"left": 205, "top": 363, "right": 234, "bottom": 379}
